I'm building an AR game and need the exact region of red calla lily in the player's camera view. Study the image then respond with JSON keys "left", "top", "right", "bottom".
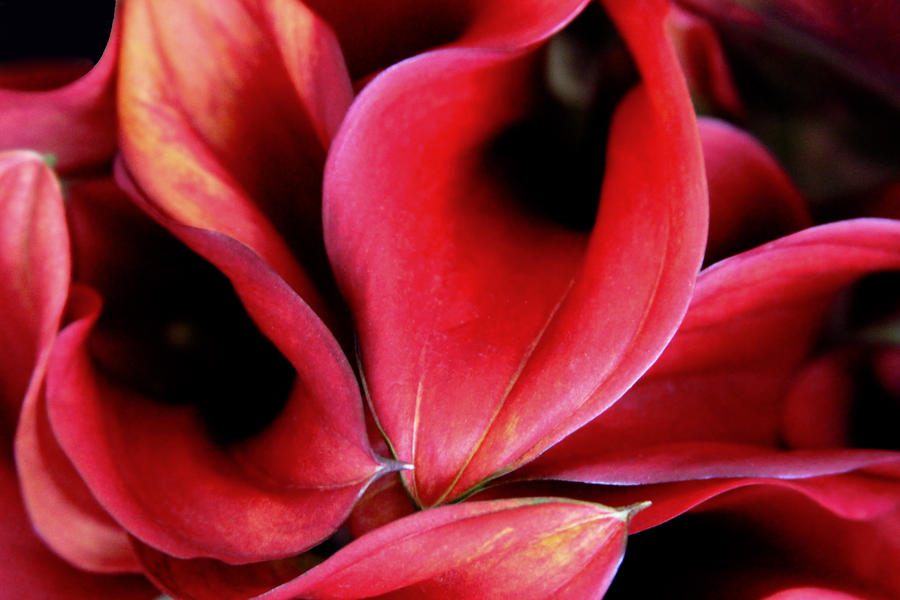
{"left": 324, "top": 0, "right": 707, "bottom": 507}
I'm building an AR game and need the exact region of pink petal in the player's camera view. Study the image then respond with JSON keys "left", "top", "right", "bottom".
{"left": 0, "top": 16, "right": 118, "bottom": 174}
{"left": 605, "top": 482, "right": 900, "bottom": 599}
{"left": 325, "top": 0, "right": 706, "bottom": 506}
{"left": 0, "top": 151, "right": 69, "bottom": 442}
{"left": 14, "top": 294, "right": 141, "bottom": 574}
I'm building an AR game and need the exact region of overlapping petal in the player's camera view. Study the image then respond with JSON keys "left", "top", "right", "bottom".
{"left": 0, "top": 151, "right": 155, "bottom": 598}
{"left": 138, "top": 497, "right": 640, "bottom": 600}
{"left": 118, "top": 0, "right": 354, "bottom": 313}
{"left": 0, "top": 152, "right": 69, "bottom": 440}
{"left": 325, "top": 0, "right": 707, "bottom": 507}
{"left": 522, "top": 218, "right": 900, "bottom": 482}
{"left": 699, "top": 117, "right": 810, "bottom": 264}
{"left": 605, "top": 483, "right": 900, "bottom": 599}
{"left": 0, "top": 460, "right": 158, "bottom": 600}
{"left": 43, "top": 226, "right": 386, "bottom": 562}
{"left": 0, "top": 15, "right": 119, "bottom": 174}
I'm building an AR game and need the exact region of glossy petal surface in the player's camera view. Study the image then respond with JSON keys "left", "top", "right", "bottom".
{"left": 699, "top": 117, "right": 811, "bottom": 264}
{"left": 261, "top": 498, "right": 638, "bottom": 600}
{"left": 325, "top": 0, "right": 706, "bottom": 506}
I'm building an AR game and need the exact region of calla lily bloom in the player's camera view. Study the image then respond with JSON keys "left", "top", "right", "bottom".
{"left": 0, "top": 151, "right": 157, "bottom": 598}
{"left": 324, "top": 0, "right": 707, "bottom": 509}
{"left": 3, "top": 0, "right": 898, "bottom": 599}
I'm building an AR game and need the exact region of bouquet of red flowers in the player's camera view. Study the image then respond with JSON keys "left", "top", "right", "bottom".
{"left": 2, "top": 1, "right": 898, "bottom": 598}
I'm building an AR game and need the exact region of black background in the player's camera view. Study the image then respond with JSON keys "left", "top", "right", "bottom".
{"left": 0, "top": 1, "right": 116, "bottom": 62}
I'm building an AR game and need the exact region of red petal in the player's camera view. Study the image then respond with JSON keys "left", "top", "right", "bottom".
{"left": 0, "top": 460, "right": 157, "bottom": 600}
{"left": 325, "top": 0, "right": 706, "bottom": 506}
{"left": 133, "top": 539, "right": 314, "bottom": 600}
{"left": 304, "top": 0, "right": 588, "bottom": 79}
{"left": 603, "top": 482, "right": 900, "bottom": 598}
{"left": 0, "top": 16, "right": 118, "bottom": 174}
{"left": 0, "top": 151, "right": 69, "bottom": 442}
{"left": 667, "top": 6, "right": 745, "bottom": 119}
{"left": 781, "top": 352, "right": 855, "bottom": 449}
{"left": 257, "top": 498, "right": 639, "bottom": 600}
{"left": 14, "top": 294, "right": 141, "bottom": 574}
{"left": 699, "top": 117, "right": 811, "bottom": 264}
{"left": 525, "top": 219, "right": 900, "bottom": 476}
{"left": 118, "top": 0, "right": 353, "bottom": 312}
{"left": 45, "top": 211, "right": 384, "bottom": 562}
{"left": 347, "top": 473, "right": 417, "bottom": 538}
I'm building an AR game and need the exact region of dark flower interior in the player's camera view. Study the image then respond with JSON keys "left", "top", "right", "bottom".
{"left": 823, "top": 271, "right": 900, "bottom": 451}
{"left": 483, "top": 3, "right": 639, "bottom": 232}
{"left": 67, "top": 182, "right": 295, "bottom": 445}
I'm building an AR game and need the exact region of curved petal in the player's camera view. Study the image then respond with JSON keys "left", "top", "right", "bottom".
{"left": 0, "top": 460, "right": 158, "bottom": 600}
{"left": 525, "top": 219, "right": 900, "bottom": 473}
{"left": 0, "top": 154, "right": 134, "bottom": 572}
{"left": 667, "top": 5, "right": 744, "bottom": 119}
{"left": 132, "top": 498, "right": 639, "bottom": 600}
{"left": 45, "top": 197, "right": 384, "bottom": 562}
{"left": 303, "top": 0, "right": 588, "bottom": 79}
{"left": 347, "top": 473, "right": 417, "bottom": 538}
{"left": 15, "top": 292, "right": 140, "bottom": 573}
{"left": 0, "top": 14, "right": 118, "bottom": 174}
{"left": 699, "top": 117, "right": 811, "bottom": 264}
{"left": 325, "top": 0, "right": 706, "bottom": 506}
{"left": 261, "top": 498, "right": 639, "bottom": 600}
{"left": 118, "top": 0, "right": 353, "bottom": 312}
{"left": 0, "top": 151, "right": 69, "bottom": 442}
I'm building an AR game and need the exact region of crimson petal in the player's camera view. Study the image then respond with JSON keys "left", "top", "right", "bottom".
{"left": 525, "top": 218, "right": 900, "bottom": 478}
{"left": 325, "top": 0, "right": 706, "bottom": 506}
{"left": 45, "top": 203, "right": 385, "bottom": 562}
{"left": 257, "top": 498, "right": 638, "bottom": 600}
{"left": 118, "top": 0, "right": 353, "bottom": 313}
